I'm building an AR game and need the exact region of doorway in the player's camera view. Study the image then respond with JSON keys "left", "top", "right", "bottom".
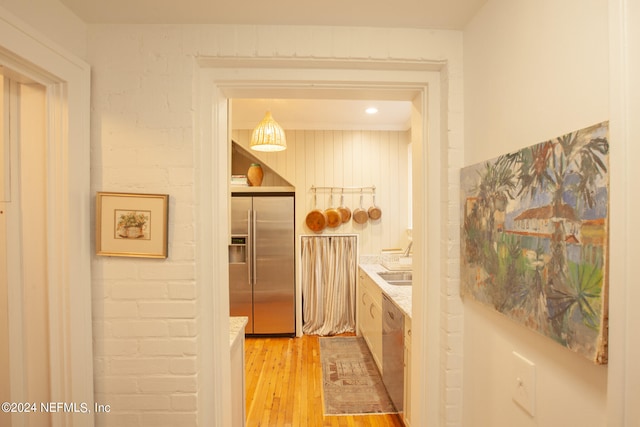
{"left": 1, "top": 67, "right": 51, "bottom": 426}
{"left": 196, "top": 58, "right": 445, "bottom": 427}
{"left": 0, "top": 11, "right": 93, "bottom": 426}
{"left": 230, "top": 97, "right": 413, "bottom": 336}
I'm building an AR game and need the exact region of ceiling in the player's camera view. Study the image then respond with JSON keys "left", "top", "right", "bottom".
{"left": 60, "top": 0, "right": 485, "bottom": 130}
{"left": 231, "top": 99, "right": 413, "bottom": 131}
{"left": 59, "top": 0, "right": 485, "bottom": 29}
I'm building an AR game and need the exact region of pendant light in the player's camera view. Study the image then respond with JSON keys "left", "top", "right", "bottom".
{"left": 250, "top": 111, "right": 287, "bottom": 152}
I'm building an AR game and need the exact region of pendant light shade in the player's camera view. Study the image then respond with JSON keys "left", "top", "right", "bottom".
{"left": 250, "top": 111, "right": 287, "bottom": 152}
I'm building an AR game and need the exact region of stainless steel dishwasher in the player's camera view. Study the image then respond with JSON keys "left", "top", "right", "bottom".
{"left": 382, "top": 294, "right": 404, "bottom": 413}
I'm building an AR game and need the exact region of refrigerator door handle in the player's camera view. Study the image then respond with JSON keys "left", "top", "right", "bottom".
{"left": 252, "top": 209, "right": 257, "bottom": 286}
{"left": 247, "top": 209, "right": 253, "bottom": 285}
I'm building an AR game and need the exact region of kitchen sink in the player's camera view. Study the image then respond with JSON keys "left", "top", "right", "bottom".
{"left": 386, "top": 280, "right": 412, "bottom": 286}
{"left": 377, "top": 271, "right": 412, "bottom": 281}
{"left": 377, "top": 271, "right": 412, "bottom": 286}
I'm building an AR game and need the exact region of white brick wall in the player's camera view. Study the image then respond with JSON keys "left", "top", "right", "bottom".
{"left": 89, "top": 24, "right": 464, "bottom": 426}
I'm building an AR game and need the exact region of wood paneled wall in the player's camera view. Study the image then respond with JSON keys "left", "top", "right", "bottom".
{"left": 231, "top": 129, "right": 411, "bottom": 255}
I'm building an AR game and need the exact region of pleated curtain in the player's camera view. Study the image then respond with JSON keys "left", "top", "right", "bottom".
{"left": 301, "top": 235, "right": 357, "bottom": 335}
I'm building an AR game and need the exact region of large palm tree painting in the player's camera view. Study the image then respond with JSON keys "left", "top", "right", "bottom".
{"left": 460, "top": 121, "right": 609, "bottom": 364}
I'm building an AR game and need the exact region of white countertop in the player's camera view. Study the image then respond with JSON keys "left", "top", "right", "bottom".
{"left": 229, "top": 316, "right": 248, "bottom": 346}
{"left": 359, "top": 263, "right": 412, "bottom": 319}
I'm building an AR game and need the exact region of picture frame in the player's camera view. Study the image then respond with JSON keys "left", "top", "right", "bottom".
{"left": 96, "top": 192, "right": 169, "bottom": 258}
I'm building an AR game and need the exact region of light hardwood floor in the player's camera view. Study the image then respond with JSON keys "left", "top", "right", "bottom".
{"left": 244, "top": 334, "right": 404, "bottom": 427}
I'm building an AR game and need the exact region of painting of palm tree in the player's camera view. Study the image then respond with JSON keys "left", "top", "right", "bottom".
{"left": 460, "top": 122, "right": 609, "bottom": 364}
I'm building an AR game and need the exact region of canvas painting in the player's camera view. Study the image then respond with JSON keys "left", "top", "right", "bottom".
{"left": 460, "top": 121, "right": 609, "bottom": 364}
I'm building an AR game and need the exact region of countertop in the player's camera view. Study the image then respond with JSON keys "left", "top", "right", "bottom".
{"left": 359, "top": 263, "right": 412, "bottom": 319}
{"left": 229, "top": 316, "right": 248, "bottom": 347}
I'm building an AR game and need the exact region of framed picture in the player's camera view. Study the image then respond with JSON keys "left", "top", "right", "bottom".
{"left": 96, "top": 192, "right": 169, "bottom": 258}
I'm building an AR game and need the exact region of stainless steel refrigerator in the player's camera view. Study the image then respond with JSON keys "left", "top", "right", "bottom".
{"left": 228, "top": 194, "right": 295, "bottom": 335}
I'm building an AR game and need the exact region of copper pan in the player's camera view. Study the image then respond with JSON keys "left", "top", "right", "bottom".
{"left": 324, "top": 191, "right": 342, "bottom": 228}
{"left": 305, "top": 191, "right": 327, "bottom": 232}
{"left": 337, "top": 190, "right": 352, "bottom": 223}
{"left": 368, "top": 192, "right": 382, "bottom": 221}
{"left": 352, "top": 192, "right": 368, "bottom": 224}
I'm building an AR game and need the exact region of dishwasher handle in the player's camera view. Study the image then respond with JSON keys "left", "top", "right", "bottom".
{"left": 383, "top": 295, "right": 401, "bottom": 325}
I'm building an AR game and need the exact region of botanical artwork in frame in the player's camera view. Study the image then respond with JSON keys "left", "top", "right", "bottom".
{"left": 96, "top": 192, "right": 169, "bottom": 258}
{"left": 460, "top": 121, "right": 609, "bottom": 364}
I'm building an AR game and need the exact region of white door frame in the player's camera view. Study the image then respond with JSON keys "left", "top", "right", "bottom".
{"left": 608, "top": 0, "right": 640, "bottom": 425}
{"left": 195, "top": 58, "right": 446, "bottom": 427}
{"left": 0, "top": 7, "right": 93, "bottom": 427}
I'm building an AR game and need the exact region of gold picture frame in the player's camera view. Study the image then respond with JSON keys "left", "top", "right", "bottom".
{"left": 96, "top": 192, "right": 169, "bottom": 258}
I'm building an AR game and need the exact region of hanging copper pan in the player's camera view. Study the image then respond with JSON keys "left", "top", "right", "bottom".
{"left": 352, "top": 192, "right": 368, "bottom": 224}
{"left": 337, "top": 190, "right": 352, "bottom": 223}
{"left": 368, "top": 191, "right": 382, "bottom": 220}
{"left": 305, "top": 191, "right": 327, "bottom": 232}
{"left": 324, "top": 191, "right": 342, "bottom": 228}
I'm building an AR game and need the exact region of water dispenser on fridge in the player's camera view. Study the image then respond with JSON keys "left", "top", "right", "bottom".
{"left": 229, "top": 236, "right": 247, "bottom": 264}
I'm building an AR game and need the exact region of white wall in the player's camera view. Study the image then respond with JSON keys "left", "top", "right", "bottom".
{"left": 463, "top": 0, "right": 610, "bottom": 425}
{"left": 232, "top": 128, "right": 412, "bottom": 254}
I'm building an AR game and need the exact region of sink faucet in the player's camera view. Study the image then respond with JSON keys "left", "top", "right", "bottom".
{"left": 403, "top": 241, "right": 413, "bottom": 257}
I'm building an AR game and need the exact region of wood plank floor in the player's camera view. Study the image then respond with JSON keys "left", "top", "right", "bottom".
{"left": 245, "top": 334, "right": 404, "bottom": 427}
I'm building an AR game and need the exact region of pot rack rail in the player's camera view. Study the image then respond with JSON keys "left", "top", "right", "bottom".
{"left": 310, "top": 185, "right": 376, "bottom": 193}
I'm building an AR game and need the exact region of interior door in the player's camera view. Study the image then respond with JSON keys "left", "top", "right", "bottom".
{"left": 0, "top": 72, "right": 51, "bottom": 426}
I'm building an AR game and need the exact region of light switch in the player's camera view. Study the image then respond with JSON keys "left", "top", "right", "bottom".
{"left": 512, "top": 351, "right": 535, "bottom": 416}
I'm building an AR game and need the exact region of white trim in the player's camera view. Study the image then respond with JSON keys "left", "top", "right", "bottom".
{"left": 0, "top": 7, "right": 93, "bottom": 427}
{"left": 5, "top": 77, "right": 26, "bottom": 427}
{"left": 195, "top": 69, "right": 233, "bottom": 427}
{"left": 418, "top": 72, "right": 444, "bottom": 427}
{"left": 608, "top": 0, "right": 640, "bottom": 425}
{"left": 195, "top": 58, "right": 445, "bottom": 427}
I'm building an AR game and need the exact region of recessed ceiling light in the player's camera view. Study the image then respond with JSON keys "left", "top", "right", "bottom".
{"left": 365, "top": 107, "right": 378, "bottom": 115}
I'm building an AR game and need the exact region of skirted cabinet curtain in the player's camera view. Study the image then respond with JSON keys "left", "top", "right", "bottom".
{"left": 301, "top": 235, "right": 357, "bottom": 335}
